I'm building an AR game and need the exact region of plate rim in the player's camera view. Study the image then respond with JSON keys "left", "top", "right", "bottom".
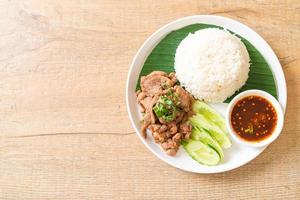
{"left": 126, "top": 15, "right": 287, "bottom": 173}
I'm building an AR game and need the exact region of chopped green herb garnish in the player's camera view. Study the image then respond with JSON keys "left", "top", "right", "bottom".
{"left": 245, "top": 123, "right": 254, "bottom": 134}
{"left": 153, "top": 90, "right": 180, "bottom": 122}
{"left": 161, "top": 83, "right": 170, "bottom": 89}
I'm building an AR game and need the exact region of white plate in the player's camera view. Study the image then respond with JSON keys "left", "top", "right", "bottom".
{"left": 126, "top": 15, "right": 287, "bottom": 173}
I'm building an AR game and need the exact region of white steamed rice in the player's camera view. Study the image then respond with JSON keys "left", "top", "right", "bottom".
{"left": 174, "top": 28, "right": 250, "bottom": 102}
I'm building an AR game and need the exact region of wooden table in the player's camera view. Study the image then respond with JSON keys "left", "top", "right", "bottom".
{"left": 0, "top": 0, "right": 299, "bottom": 199}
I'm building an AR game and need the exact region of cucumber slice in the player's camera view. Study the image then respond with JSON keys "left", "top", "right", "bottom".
{"left": 191, "top": 128, "right": 224, "bottom": 159}
{"left": 182, "top": 140, "right": 220, "bottom": 166}
{"left": 192, "top": 101, "right": 227, "bottom": 133}
{"left": 189, "top": 114, "right": 231, "bottom": 149}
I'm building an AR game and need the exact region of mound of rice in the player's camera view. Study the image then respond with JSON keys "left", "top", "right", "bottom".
{"left": 174, "top": 28, "right": 250, "bottom": 103}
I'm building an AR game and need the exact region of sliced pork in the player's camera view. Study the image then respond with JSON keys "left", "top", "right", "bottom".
{"left": 136, "top": 71, "right": 194, "bottom": 156}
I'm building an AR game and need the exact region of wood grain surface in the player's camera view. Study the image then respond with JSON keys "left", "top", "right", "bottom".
{"left": 0, "top": 0, "right": 299, "bottom": 199}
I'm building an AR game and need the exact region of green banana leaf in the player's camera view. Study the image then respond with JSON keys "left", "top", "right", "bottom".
{"left": 136, "top": 23, "right": 277, "bottom": 103}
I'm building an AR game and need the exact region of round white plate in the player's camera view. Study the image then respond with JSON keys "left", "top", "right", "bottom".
{"left": 126, "top": 15, "right": 287, "bottom": 173}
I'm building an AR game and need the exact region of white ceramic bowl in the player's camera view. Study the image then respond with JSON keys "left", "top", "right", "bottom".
{"left": 226, "top": 90, "right": 284, "bottom": 148}
{"left": 126, "top": 15, "right": 287, "bottom": 173}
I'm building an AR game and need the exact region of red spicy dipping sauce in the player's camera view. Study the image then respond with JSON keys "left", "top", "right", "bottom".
{"left": 231, "top": 95, "right": 278, "bottom": 142}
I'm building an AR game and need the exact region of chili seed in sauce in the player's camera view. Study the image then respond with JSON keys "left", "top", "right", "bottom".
{"left": 231, "top": 95, "right": 278, "bottom": 142}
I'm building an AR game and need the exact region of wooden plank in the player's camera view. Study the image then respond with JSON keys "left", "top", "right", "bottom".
{"left": 0, "top": 0, "right": 299, "bottom": 199}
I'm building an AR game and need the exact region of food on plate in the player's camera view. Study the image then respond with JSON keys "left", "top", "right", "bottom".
{"left": 230, "top": 95, "right": 278, "bottom": 142}
{"left": 135, "top": 27, "right": 248, "bottom": 164}
{"left": 136, "top": 71, "right": 194, "bottom": 156}
{"left": 174, "top": 28, "right": 250, "bottom": 102}
{"left": 182, "top": 101, "right": 231, "bottom": 165}
{"left": 131, "top": 22, "right": 283, "bottom": 171}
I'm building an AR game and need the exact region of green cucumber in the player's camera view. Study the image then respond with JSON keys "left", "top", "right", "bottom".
{"left": 182, "top": 140, "right": 220, "bottom": 166}
{"left": 189, "top": 114, "right": 231, "bottom": 149}
{"left": 191, "top": 128, "right": 224, "bottom": 159}
{"left": 192, "top": 101, "right": 227, "bottom": 133}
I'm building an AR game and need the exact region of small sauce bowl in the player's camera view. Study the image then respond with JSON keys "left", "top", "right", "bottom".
{"left": 226, "top": 90, "right": 284, "bottom": 148}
